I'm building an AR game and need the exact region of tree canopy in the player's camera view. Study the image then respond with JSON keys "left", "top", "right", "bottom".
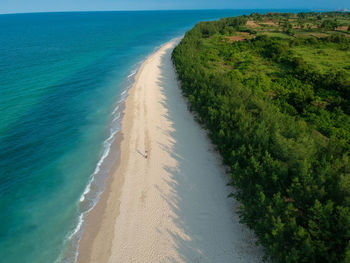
{"left": 172, "top": 11, "right": 350, "bottom": 263}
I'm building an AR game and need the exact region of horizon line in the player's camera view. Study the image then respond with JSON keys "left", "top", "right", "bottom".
{"left": 0, "top": 7, "right": 339, "bottom": 16}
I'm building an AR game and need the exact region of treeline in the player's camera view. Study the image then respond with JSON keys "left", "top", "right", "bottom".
{"left": 172, "top": 13, "right": 350, "bottom": 263}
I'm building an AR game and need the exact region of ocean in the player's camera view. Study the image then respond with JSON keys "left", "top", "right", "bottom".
{"left": 0, "top": 10, "right": 303, "bottom": 263}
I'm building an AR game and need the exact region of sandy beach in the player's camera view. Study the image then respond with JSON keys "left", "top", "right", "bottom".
{"left": 77, "top": 39, "right": 263, "bottom": 263}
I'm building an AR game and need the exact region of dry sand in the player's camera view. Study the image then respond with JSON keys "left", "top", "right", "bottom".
{"left": 78, "top": 39, "right": 263, "bottom": 263}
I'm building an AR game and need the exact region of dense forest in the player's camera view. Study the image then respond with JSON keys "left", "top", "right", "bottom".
{"left": 172, "top": 12, "right": 350, "bottom": 262}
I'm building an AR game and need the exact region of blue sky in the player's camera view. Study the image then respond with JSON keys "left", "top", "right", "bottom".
{"left": 0, "top": 0, "right": 348, "bottom": 14}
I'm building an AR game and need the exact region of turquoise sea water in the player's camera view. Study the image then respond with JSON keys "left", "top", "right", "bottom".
{"left": 0, "top": 10, "right": 303, "bottom": 263}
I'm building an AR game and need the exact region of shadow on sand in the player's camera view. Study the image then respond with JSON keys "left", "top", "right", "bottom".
{"left": 150, "top": 43, "right": 264, "bottom": 262}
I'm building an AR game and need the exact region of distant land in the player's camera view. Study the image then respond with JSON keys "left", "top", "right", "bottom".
{"left": 0, "top": 7, "right": 348, "bottom": 15}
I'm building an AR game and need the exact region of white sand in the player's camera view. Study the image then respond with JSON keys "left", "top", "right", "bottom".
{"left": 78, "top": 39, "right": 264, "bottom": 263}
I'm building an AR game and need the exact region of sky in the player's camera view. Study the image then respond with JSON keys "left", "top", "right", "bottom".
{"left": 0, "top": 0, "right": 349, "bottom": 14}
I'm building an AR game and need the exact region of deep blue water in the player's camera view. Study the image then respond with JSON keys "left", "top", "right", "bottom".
{"left": 0, "top": 10, "right": 304, "bottom": 263}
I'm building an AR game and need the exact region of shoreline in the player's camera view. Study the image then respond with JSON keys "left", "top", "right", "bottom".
{"left": 77, "top": 42, "right": 169, "bottom": 263}
{"left": 77, "top": 38, "right": 263, "bottom": 263}
{"left": 76, "top": 50, "right": 147, "bottom": 263}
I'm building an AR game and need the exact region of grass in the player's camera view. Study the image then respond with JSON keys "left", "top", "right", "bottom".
{"left": 259, "top": 32, "right": 293, "bottom": 39}
{"left": 291, "top": 45, "right": 350, "bottom": 75}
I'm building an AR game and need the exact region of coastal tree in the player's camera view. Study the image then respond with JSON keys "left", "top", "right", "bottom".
{"left": 172, "top": 11, "right": 350, "bottom": 263}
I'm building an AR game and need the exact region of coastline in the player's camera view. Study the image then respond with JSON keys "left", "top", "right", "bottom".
{"left": 77, "top": 42, "right": 167, "bottom": 263}
{"left": 77, "top": 38, "right": 263, "bottom": 262}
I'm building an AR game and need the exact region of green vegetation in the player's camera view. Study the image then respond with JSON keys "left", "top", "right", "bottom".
{"left": 172, "top": 12, "right": 350, "bottom": 263}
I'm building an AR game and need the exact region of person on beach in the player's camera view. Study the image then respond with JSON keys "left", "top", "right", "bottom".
{"left": 145, "top": 150, "right": 148, "bottom": 159}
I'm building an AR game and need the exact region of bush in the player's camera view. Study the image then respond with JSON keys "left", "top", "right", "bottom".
{"left": 321, "top": 19, "right": 338, "bottom": 31}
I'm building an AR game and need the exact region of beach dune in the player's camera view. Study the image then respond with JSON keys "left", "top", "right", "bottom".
{"left": 78, "top": 39, "right": 263, "bottom": 263}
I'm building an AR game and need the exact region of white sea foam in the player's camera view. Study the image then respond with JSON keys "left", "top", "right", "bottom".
{"left": 79, "top": 121, "right": 120, "bottom": 203}
{"left": 111, "top": 105, "right": 119, "bottom": 115}
{"left": 59, "top": 43, "right": 171, "bottom": 263}
{"left": 57, "top": 59, "right": 146, "bottom": 263}
{"left": 112, "top": 112, "right": 121, "bottom": 122}
{"left": 68, "top": 214, "right": 83, "bottom": 240}
{"left": 127, "top": 71, "right": 136, "bottom": 78}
